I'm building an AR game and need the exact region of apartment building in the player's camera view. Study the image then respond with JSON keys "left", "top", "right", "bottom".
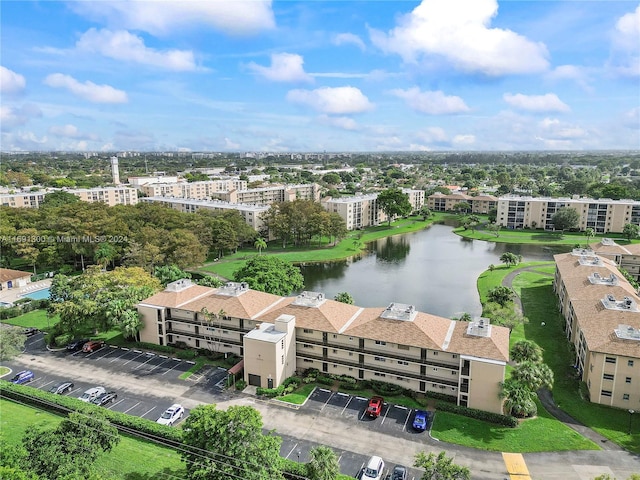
{"left": 140, "top": 197, "right": 269, "bottom": 232}
{"left": 139, "top": 179, "right": 247, "bottom": 199}
{"left": 213, "top": 184, "right": 322, "bottom": 205}
{"left": 402, "top": 188, "right": 426, "bottom": 212}
{"left": 590, "top": 238, "right": 640, "bottom": 281}
{"left": 322, "top": 194, "right": 386, "bottom": 230}
{"left": 553, "top": 249, "right": 640, "bottom": 409}
{"left": 0, "top": 187, "right": 138, "bottom": 208}
{"left": 128, "top": 176, "right": 179, "bottom": 187}
{"left": 496, "top": 196, "right": 640, "bottom": 233}
{"left": 137, "top": 280, "right": 509, "bottom": 414}
{"left": 427, "top": 192, "right": 497, "bottom": 214}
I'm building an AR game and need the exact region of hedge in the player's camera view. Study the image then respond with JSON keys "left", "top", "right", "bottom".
{"left": 435, "top": 400, "right": 518, "bottom": 427}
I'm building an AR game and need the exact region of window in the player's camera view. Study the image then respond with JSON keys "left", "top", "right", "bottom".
{"left": 332, "top": 349, "right": 338, "bottom": 354}
{"left": 452, "top": 354, "right": 457, "bottom": 359}
{"left": 375, "top": 340, "right": 386, "bottom": 346}
{"left": 374, "top": 356, "right": 386, "bottom": 362}
{"left": 374, "top": 372, "right": 386, "bottom": 377}
{"left": 303, "top": 359, "right": 314, "bottom": 363}
{"left": 590, "top": 364, "right": 593, "bottom": 372}
{"left": 303, "top": 329, "right": 313, "bottom": 333}
{"left": 281, "top": 355, "right": 284, "bottom": 365}
{"left": 348, "top": 352, "right": 353, "bottom": 356}
{"left": 623, "top": 394, "right": 630, "bottom": 400}
{"left": 281, "top": 339, "right": 284, "bottom": 349}
{"left": 348, "top": 337, "right": 353, "bottom": 341}
{"left": 433, "top": 367, "right": 438, "bottom": 371}
{"left": 603, "top": 374, "right": 614, "bottom": 381}
{"left": 332, "top": 334, "right": 337, "bottom": 339}
{"left": 626, "top": 377, "right": 632, "bottom": 384}
{"left": 601, "top": 390, "right": 612, "bottom": 397}
{"left": 397, "top": 345, "right": 410, "bottom": 351}
{"left": 157, "top": 324, "right": 163, "bottom": 335}
{"left": 629, "top": 360, "right": 635, "bottom": 367}
{"left": 433, "top": 351, "right": 438, "bottom": 356}
{"left": 605, "top": 357, "right": 616, "bottom": 364}
{"left": 397, "top": 360, "right": 409, "bottom": 366}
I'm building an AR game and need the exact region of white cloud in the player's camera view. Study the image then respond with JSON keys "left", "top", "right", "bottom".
{"left": 546, "top": 65, "right": 593, "bottom": 92}
{"left": 319, "top": 115, "right": 359, "bottom": 130}
{"left": 77, "top": 29, "right": 198, "bottom": 71}
{"left": 286, "top": 86, "right": 374, "bottom": 114}
{"left": 70, "top": 0, "right": 275, "bottom": 36}
{"left": 1, "top": 66, "right": 26, "bottom": 94}
{"left": 610, "top": 5, "right": 640, "bottom": 77}
{"left": 503, "top": 93, "right": 570, "bottom": 113}
{"left": 390, "top": 87, "right": 470, "bottom": 115}
{"left": 224, "top": 138, "right": 240, "bottom": 149}
{"left": 333, "top": 33, "right": 366, "bottom": 51}
{"left": 49, "top": 124, "right": 99, "bottom": 141}
{"left": 0, "top": 104, "right": 42, "bottom": 130}
{"left": 415, "top": 127, "right": 448, "bottom": 143}
{"left": 247, "top": 53, "right": 313, "bottom": 83}
{"left": 1, "top": 131, "right": 48, "bottom": 150}
{"left": 369, "top": 0, "right": 549, "bottom": 76}
{"left": 43, "top": 74, "right": 128, "bottom": 103}
{"left": 453, "top": 134, "right": 476, "bottom": 145}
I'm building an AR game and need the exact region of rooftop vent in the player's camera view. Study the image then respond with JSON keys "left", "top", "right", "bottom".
{"left": 466, "top": 317, "right": 492, "bottom": 338}
{"left": 292, "top": 291, "right": 326, "bottom": 308}
{"left": 588, "top": 272, "right": 618, "bottom": 286}
{"left": 601, "top": 238, "right": 617, "bottom": 246}
{"left": 165, "top": 278, "right": 194, "bottom": 292}
{"left": 614, "top": 324, "right": 640, "bottom": 341}
{"left": 572, "top": 248, "right": 595, "bottom": 257}
{"left": 601, "top": 295, "right": 640, "bottom": 312}
{"left": 217, "top": 281, "right": 249, "bottom": 297}
{"left": 578, "top": 255, "right": 603, "bottom": 267}
{"left": 380, "top": 302, "right": 417, "bottom": 322}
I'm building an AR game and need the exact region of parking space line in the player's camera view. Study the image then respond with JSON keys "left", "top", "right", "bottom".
{"left": 109, "top": 398, "right": 126, "bottom": 409}
{"left": 380, "top": 404, "right": 391, "bottom": 426}
{"left": 85, "top": 348, "right": 105, "bottom": 358}
{"left": 109, "top": 350, "right": 131, "bottom": 363}
{"left": 68, "top": 388, "right": 82, "bottom": 396}
{"left": 140, "top": 406, "right": 157, "bottom": 419}
{"left": 402, "top": 408, "right": 412, "bottom": 432}
{"left": 39, "top": 380, "right": 55, "bottom": 390}
{"left": 132, "top": 354, "right": 156, "bottom": 370}
{"left": 100, "top": 346, "right": 121, "bottom": 359}
{"left": 121, "top": 347, "right": 129, "bottom": 351}
{"left": 318, "top": 388, "right": 331, "bottom": 393}
{"left": 336, "top": 392, "right": 349, "bottom": 397}
{"left": 341, "top": 396, "right": 354, "bottom": 415}
{"left": 121, "top": 352, "right": 145, "bottom": 367}
{"left": 133, "top": 350, "right": 142, "bottom": 353}
{"left": 356, "top": 396, "right": 367, "bottom": 401}
{"left": 320, "top": 392, "right": 334, "bottom": 412}
{"left": 123, "top": 402, "right": 141, "bottom": 414}
{"left": 145, "top": 358, "right": 172, "bottom": 373}
{"left": 159, "top": 355, "right": 168, "bottom": 358}
{"left": 285, "top": 443, "right": 298, "bottom": 459}
{"left": 161, "top": 360, "right": 181, "bottom": 376}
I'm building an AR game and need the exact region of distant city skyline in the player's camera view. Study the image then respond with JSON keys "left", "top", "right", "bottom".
{"left": 1, "top": 0, "right": 639, "bottom": 152}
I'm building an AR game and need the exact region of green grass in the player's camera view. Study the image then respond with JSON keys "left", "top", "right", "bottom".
{"left": 432, "top": 399, "right": 599, "bottom": 452}
{"left": 2, "top": 309, "right": 59, "bottom": 330}
{"left": 0, "top": 399, "right": 185, "bottom": 479}
{"left": 179, "top": 359, "right": 206, "bottom": 380}
{"left": 278, "top": 383, "right": 317, "bottom": 405}
{"left": 0, "top": 367, "right": 10, "bottom": 377}
{"left": 456, "top": 227, "right": 640, "bottom": 246}
{"left": 476, "top": 261, "right": 554, "bottom": 304}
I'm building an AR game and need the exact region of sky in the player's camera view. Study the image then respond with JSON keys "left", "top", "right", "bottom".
{"left": 1, "top": 0, "right": 639, "bottom": 153}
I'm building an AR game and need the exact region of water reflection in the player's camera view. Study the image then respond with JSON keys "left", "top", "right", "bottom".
{"left": 299, "top": 224, "right": 566, "bottom": 318}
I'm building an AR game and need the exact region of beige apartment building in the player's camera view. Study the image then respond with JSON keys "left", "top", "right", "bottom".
{"left": 590, "top": 238, "right": 640, "bottom": 282}
{"left": 211, "top": 184, "right": 322, "bottom": 205}
{"left": 140, "top": 197, "right": 269, "bottom": 232}
{"left": 496, "top": 195, "right": 640, "bottom": 233}
{"left": 137, "top": 280, "right": 509, "bottom": 414}
{"left": 0, "top": 187, "right": 138, "bottom": 208}
{"left": 427, "top": 192, "right": 497, "bottom": 214}
{"left": 139, "top": 179, "right": 247, "bottom": 199}
{"left": 554, "top": 249, "right": 640, "bottom": 409}
{"left": 322, "top": 194, "right": 386, "bottom": 230}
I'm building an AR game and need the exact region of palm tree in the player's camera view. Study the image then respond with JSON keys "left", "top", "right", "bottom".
{"left": 94, "top": 242, "right": 117, "bottom": 271}
{"left": 334, "top": 292, "right": 354, "bottom": 304}
{"left": 511, "top": 361, "right": 554, "bottom": 391}
{"left": 120, "top": 309, "right": 143, "bottom": 341}
{"left": 254, "top": 237, "right": 267, "bottom": 255}
{"left": 307, "top": 446, "right": 340, "bottom": 480}
{"left": 499, "top": 252, "right": 519, "bottom": 267}
{"left": 584, "top": 227, "right": 595, "bottom": 246}
{"left": 510, "top": 340, "right": 543, "bottom": 364}
{"left": 499, "top": 378, "right": 537, "bottom": 417}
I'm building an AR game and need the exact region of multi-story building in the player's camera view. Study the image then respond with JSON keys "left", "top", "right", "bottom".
{"left": 553, "top": 249, "right": 640, "bottom": 409}
{"left": 139, "top": 179, "right": 247, "bottom": 199}
{"left": 427, "top": 192, "right": 497, "bottom": 214}
{"left": 322, "top": 194, "right": 385, "bottom": 230}
{"left": 591, "top": 238, "right": 640, "bottom": 282}
{"left": 0, "top": 187, "right": 138, "bottom": 208}
{"left": 137, "top": 279, "right": 509, "bottom": 414}
{"left": 140, "top": 197, "right": 269, "bottom": 232}
{"left": 128, "top": 176, "right": 179, "bottom": 187}
{"left": 496, "top": 195, "right": 640, "bottom": 233}
{"left": 222, "top": 184, "right": 321, "bottom": 205}
{"left": 402, "top": 188, "right": 425, "bottom": 212}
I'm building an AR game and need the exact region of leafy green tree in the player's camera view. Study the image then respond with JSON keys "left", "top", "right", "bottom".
{"left": 377, "top": 188, "right": 412, "bottom": 226}
{"left": 0, "top": 326, "right": 26, "bottom": 361}
{"left": 181, "top": 404, "right": 283, "bottom": 480}
{"left": 307, "top": 446, "right": 340, "bottom": 480}
{"left": 195, "top": 275, "right": 224, "bottom": 288}
{"left": 485, "top": 223, "right": 500, "bottom": 237}
{"left": 334, "top": 292, "right": 354, "bottom": 304}
{"left": 419, "top": 206, "right": 432, "bottom": 221}
{"left": 40, "top": 190, "right": 79, "bottom": 208}
{"left": 482, "top": 302, "right": 528, "bottom": 330}
{"left": 487, "top": 286, "right": 514, "bottom": 307}
{"left": 22, "top": 411, "right": 119, "bottom": 479}
{"left": 322, "top": 173, "right": 341, "bottom": 185}
{"left": 154, "top": 265, "right": 191, "bottom": 286}
{"left": 413, "top": 451, "right": 470, "bottom": 480}
{"left": 551, "top": 207, "right": 580, "bottom": 233}
{"left": 452, "top": 202, "right": 472, "bottom": 214}
{"left": 623, "top": 223, "right": 640, "bottom": 242}
{"left": 511, "top": 361, "right": 554, "bottom": 391}
{"left": 233, "top": 256, "right": 304, "bottom": 296}
{"left": 510, "top": 340, "right": 543, "bottom": 364}
{"left": 94, "top": 242, "right": 118, "bottom": 271}
{"left": 254, "top": 237, "right": 267, "bottom": 255}
{"left": 326, "top": 213, "right": 348, "bottom": 246}
{"left": 120, "top": 309, "right": 143, "bottom": 340}
{"left": 499, "top": 252, "right": 520, "bottom": 267}
{"left": 499, "top": 378, "right": 537, "bottom": 417}
{"left": 584, "top": 227, "right": 596, "bottom": 246}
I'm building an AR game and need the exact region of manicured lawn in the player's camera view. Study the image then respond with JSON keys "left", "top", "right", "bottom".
{"left": 476, "top": 261, "right": 553, "bottom": 304}
{"left": 2, "top": 309, "right": 59, "bottom": 330}
{"left": 0, "top": 366, "right": 10, "bottom": 377}
{"left": 432, "top": 399, "right": 599, "bottom": 452}
{"left": 278, "top": 383, "right": 317, "bottom": 405}
{"left": 456, "top": 227, "right": 639, "bottom": 246}
{"left": 0, "top": 399, "right": 185, "bottom": 479}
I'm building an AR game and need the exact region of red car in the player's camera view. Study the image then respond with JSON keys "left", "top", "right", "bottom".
{"left": 82, "top": 340, "right": 105, "bottom": 353}
{"left": 366, "top": 396, "right": 384, "bottom": 418}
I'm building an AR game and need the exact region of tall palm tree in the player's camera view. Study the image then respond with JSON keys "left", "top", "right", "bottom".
{"left": 511, "top": 361, "right": 554, "bottom": 391}
{"left": 254, "top": 237, "right": 267, "bottom": 255}
{"left": 307, "top": 446, "right": 340, "bottom": 480}
{"left": 510, "top": 340, "right": 543, "bottom": 364}
{"left": 120, "top": 309, "right": 143, "bottom": 341}
{"left": 499, "top": 378, "right": 537, "bottom": 417}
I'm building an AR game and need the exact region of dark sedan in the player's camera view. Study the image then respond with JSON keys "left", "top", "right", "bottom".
{"left": 66, "top": 338, "right": 90, "bottom": 352}
{"left": 92, "top": 391, "right": 118, "bottom": 406}
{"left": 48, "top": 381, "right": 74, "bottom": 395}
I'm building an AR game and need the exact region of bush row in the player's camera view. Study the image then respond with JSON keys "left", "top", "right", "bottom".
{"left": 435, "top": 400, "right": 518, "bottom": 427}
{"left": 0, "top": 299, "right": 50, "bottom": 320}
{"left": 0, "top": 381, "right": 184, "bottom": 442}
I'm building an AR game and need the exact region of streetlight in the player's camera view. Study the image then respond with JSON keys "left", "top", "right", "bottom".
{"left": 629, "top": 409, "right": 635, "bottom": 435}
{"left": 297, "top": 450, "right": 301, "bottom": 463}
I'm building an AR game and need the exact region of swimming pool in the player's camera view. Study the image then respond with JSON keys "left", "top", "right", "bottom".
{"left": 24, "top": 288, "right": 51, "bottom": 300}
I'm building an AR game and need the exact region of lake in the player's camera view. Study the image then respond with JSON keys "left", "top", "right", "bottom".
{"left": 300, "top": 224, "right": 568, "bottom": 318}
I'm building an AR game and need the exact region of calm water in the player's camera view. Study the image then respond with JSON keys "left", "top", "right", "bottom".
{"left": 24, "top": 288, "right": 51, "bottom": 300}
{"left": 300, "top": 224, "right": 568, "bottom": 318}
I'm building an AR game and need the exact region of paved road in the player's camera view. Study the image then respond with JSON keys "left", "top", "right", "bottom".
{"left": 3, "top": 333, "right": 640, "bottom": 480}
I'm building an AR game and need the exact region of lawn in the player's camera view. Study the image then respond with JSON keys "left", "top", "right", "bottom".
{"left": 2, "top": 309, "right": 59, "bottom": 330}
{"left": 431, "top": 399, "right": 598, "bottom": 452}
{"left": 476, "top": 261, "right": 553, "bottom": 304}
{"left": 456, "top": 227, "right": 640, "bottom": 247}
{"left": 0, "top": 399, "right": 185, "bottom": 479}
{"left": 278, "top": 383, "right": 317, "bottom": 405}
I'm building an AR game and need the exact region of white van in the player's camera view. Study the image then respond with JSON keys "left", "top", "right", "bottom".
{"left": 362, "top": 456, "right": 385, "bottom": 480}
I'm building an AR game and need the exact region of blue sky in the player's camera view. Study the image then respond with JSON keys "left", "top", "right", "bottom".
{"left": 1, "top": 0, "right": 639, "bottom": 152}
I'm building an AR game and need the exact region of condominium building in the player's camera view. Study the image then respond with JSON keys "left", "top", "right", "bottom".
{"left": 0, "top": 187, "right": 138, "bottom": 208}
{"left": 427, "top": 192, "right": 497, "bottom": 214}
{"left": 137, "top": 280, "right": 509, "bottom": 414}
{"left": 496, "top": 195, "right": 640, "bottom": 233}
{"left": 553, "top": 249, "right": 640, "bottom": 409}
{"left": 139, "top": 179, "right": 247, "bottom": 199}
{"left": 322, "top": 194, "right": 385, "bottom": 230}
{"left": 128, "top": 176, "right": 179, "bottom": 187}
{"left": 140, "top": 197, "right": 269, "bottom": 232}
{"left": 402, "top": 188, "right": 426, "bottom": 212}
{"left": 591, "top": 238, "right": 640, "bottom": 281}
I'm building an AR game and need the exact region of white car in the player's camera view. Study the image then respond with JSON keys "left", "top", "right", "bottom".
{"left": 362, "top": 456, "right": 385, "bottom": 480}
{"left": 156, "top": 404, "right": 185, "bottom": 426}
{"left": 78, "top": 386, "right": 106, "bottom": 403}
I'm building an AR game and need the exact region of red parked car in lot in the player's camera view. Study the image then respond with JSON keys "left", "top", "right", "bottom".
{"left": 82, "top": 340, "right": 105, "bottom": 353}
{"left": 366, "top": 396, "right": 384, "bottom": 418}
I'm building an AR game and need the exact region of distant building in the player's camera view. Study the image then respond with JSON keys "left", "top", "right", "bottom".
{"left": 0, "top": 187, "right": 138, "bottom": 208}
{"left": 139, "top": 179, "right": 247, "bottom": 199}
{"left": 128, "top": 176, "right": 179, "bottom": 187}
{"left": 0, "top": 268, "right": 31, "bottom": 290}
{"left": 110, "top": 156, "right": 120, "bottom": 184}
{"left": 428, "top": 192, "right": 497, "bottom": 214}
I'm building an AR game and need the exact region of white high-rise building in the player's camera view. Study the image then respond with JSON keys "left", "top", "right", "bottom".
{"left": 110, "top": 156, "right": 120, "bottom": 184}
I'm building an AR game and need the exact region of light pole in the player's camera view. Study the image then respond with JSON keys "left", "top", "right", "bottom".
{"left": 629, "top": 409, "right": 635, "bottom": 435}
{"left": 297, "top": 450, "right": 301, "bottom": 463}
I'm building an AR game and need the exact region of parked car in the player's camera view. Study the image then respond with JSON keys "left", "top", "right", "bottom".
{"left": 412, "top": 410, "right": 429, "bottom": 432}
{"left": 390, "top": 465, "right": 408, "bottom": 480}
{"left": 78, "top": 386, "right": 106, "bottom": 402}
{"left": 22, "top": 327, "right": 39, "bottom": 337}
{"left": 66, "top": 338, "right": 90, "bottom": 352}
{"left": 92, "top": 391, "right": 118, "bottom": 406}
{"left": 156, "top": 404, "right": 185, "bottom": 426}
{"left": 361, "top": 456, "right": 385, "bottom": 480}
{"left": 48, "top": 381, "right": 74, "bottom": 394}
{"left": 366, "top": 396, "right": 384, "bottom": 418}
{"left": 82, "top": 340, "right": 105, "bottom": 353}
{"left": 10, "top": 370, "right": 34, "bottom": 384}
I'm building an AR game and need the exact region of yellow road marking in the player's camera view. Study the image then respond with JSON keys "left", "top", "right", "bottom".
{"left": 502, "top": 452, "right": 532, "bottom": 480}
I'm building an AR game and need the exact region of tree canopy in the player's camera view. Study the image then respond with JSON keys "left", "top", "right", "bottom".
{"left": 0, "top": 326, "right": 27, "bottom": 361}
{"left": 233, "top": 256, "right": 304, "bottom": 296}
{"left": 413, "top": 451, "right": 470, "bottom": 480}
{"left": 551, "top": 207, "right": 580, "bottom": 232}
{"left": 376, "top": 188, "right": 412, "bottom": 225}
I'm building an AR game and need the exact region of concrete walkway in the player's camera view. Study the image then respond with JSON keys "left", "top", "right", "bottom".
{"left": 501, "top": 264, "right": 623, "bottom": 451}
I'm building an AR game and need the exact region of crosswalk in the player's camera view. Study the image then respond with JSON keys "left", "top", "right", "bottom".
{"left": 502, "top": 452, "right": 532, "bottom": 480}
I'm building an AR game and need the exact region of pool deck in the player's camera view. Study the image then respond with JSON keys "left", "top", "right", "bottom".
{"left": 0, "top": 279, "right": 52, "bottom": 306}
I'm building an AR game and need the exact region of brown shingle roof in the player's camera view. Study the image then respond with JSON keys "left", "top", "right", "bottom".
{"left": 0, "top": 268, "right": 31, "bottom": 283}
{"left": 141, "top": 284, "right": 213, "bottom": 308}
{"left": 183, "top": 288, "right": 285, "bottom": 319}
{"left": 446, "top": 322, "right": 510, "bottom": 362}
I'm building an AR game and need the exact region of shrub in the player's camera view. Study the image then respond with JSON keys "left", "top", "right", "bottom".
{"left": 176, "top": 349, "right": 197, "bottom": 360}
{"left": 283, "top": 376, "right": 302, "bottom": 388}
{"left": 435, "top": 401, "right": 518, "bottom": 427}
{"left": 302, "top": 368, "right": 319, "bottom": 379}
{"left": 225, "top": 354, "right": 240, "bottom": 366}
{"left": 338, "top": 375, "right": 357, "bottom": 385}
{"left": 54, "top": 333, "right": 73, "bottom": 347}
{"left": 0, "top": 306, "right": 21, "bottom": 320}
{"left": 256, "top": 385, "right": 286, "bottom": 398}
{"left": 302, "top": 376, "right": 316, "bottom": 384}
{"left": 369, "top": 380, "right": 403, "bottom": 396}
{"left": 424, "top": 390, "right": 457, "bottom": 403}
{"left": 235, "top": 379, "right": 247, "bottom": 391}
{"left": 339, "top": 382, "right": 359, "bottom": 391}
{"left": 280, "top": 457, "right": 308, "bottom": 479}
{"left": 316, "top": 375, "right": 334, "bottom": 386}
